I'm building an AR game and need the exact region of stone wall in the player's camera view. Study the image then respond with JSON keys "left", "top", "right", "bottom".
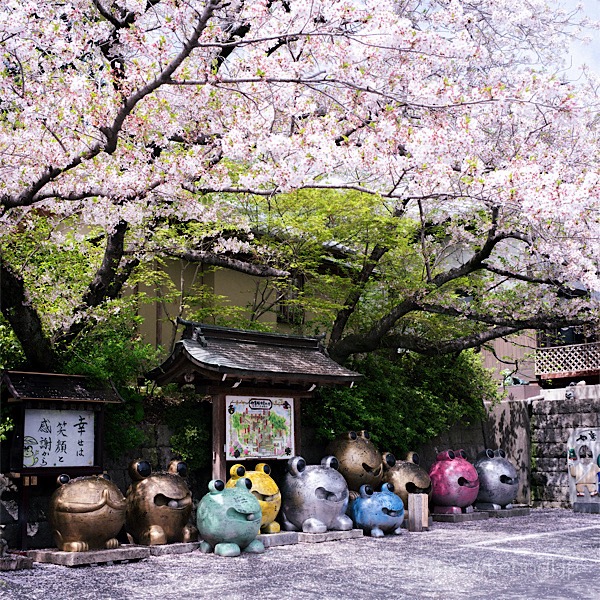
{"left": 530, "top": 384, "right": 600, "bottom": 507}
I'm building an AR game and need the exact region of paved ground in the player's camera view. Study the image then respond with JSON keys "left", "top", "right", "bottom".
{"left": 2, "top": 508, "right": 600, "bottom": 599}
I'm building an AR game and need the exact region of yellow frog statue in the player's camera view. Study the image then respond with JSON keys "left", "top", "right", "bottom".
{"left": 226, "top": 463, "right": 282, "bottom": 534}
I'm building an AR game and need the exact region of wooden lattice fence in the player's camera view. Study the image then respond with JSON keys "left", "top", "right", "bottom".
{"left": 535, "top": 342, "right": 600, "bottom": 377}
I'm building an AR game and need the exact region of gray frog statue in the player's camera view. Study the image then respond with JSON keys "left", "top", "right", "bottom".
{"left": 474, "top": 448, "right": 519, "bottom": 510}
{"left": 197, "top": 478, "right": 265, "bottom": 557}
{"left": 279, "top": 456, "right": 353, "bottom": 534}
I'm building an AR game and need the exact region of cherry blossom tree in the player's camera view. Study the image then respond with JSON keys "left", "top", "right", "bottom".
{"left": 0, "top": 0, "right": 598, "bottom": 370}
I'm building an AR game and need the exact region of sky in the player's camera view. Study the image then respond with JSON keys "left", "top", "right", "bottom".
{"left": 567, "top": 0, "right": 600, "bottom": 75}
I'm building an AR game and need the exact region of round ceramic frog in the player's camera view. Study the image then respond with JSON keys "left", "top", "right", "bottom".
{"left": 348, "top": 483, "right": 405, "bottom": 537}
{"left": 126, "top": 459, "right": 198, "bottom": 545}
{"left": 474, "top": 448, "right": 519, "bottom": 509}
{"left": 326, "top": 431, "right": 396, "bottom": 491}
{"left": 429, "top": 449, "right": 479, "bottom": 514}
{"left": 197, "top": 478, "right": 265, "bottom": 557}
{"left": 382, "top": 451, "right": 432, "bottom": 508}
{"left": 226, "top": 463, "right": 281, "bottom": 534}
{"left": 49, "top": 474, "right": 126, "bottom": 552}
{"left": 279, "top": 456, "right": 353, "bottom": 534}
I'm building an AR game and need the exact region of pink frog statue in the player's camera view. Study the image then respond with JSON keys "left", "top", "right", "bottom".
{"left": 429, "top": 449, "right": 479, "bottom": 514}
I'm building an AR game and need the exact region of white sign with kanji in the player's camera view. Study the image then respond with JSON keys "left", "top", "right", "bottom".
{"left": 23, "top": 409, "right": 95, "bottom": 468}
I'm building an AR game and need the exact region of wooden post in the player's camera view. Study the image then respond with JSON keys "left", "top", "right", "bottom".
{"left": 407, "top": 493, "right": 429, "bottom": 532}
{"left": 212, "top": 394, "right": 226, "bottom": 481}
{"left": 293, "top": 397, "right": 301, "bottom": 456}
{"left": 18, "top": 480, "right": 30, "bottom": 550}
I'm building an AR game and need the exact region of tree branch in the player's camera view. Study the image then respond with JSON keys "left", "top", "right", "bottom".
{"left": 164, "top": 249, "right": 289, "bottom": 278}
{"left": 0, "top": 255, "right": 57, "bottom": 370}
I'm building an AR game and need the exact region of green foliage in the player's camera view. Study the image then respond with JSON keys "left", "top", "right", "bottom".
{"left": 304, "top": 350, "right": 498, "bottom": 457}
{"left": 61, "top": 302, "right": 161, "bottom": 459}
{"left": 164, "top": 394, "right": 212, "bottom": 471}
{"left": 0, "top": 417, "right": 14, "bottom": 443}
{"left": 0, "top": 317, "right": 25, "bottom": 369}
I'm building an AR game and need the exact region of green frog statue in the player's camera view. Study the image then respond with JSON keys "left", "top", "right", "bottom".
{"left": 197, "top": 478, "right": 265, "bottom": 557}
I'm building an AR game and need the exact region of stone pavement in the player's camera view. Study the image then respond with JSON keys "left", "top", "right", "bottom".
{"left": 2, "top": 509, "right": 600, "bottom": 600}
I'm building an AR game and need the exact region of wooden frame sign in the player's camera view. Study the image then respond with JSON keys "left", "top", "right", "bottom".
{"left": 225, "top": 395, "right": 294, "bottom": 460}
{"left": 22, "top": 408, "right": 96, "bottom": 469}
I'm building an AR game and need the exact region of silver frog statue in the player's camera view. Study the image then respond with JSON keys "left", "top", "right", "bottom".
{"left": 280, "top": 456, "right": 353, "bottom": 534}
{"left": 474, "top": 449, "right": 519, "bottom": 510}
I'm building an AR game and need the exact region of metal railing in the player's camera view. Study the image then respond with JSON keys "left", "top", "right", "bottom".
{"left": 535, "top": 341, "right": 600, "bottom": 377}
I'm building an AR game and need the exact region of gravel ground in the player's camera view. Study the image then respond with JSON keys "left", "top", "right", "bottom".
{"left": 2, "top": 509, "right": 600, "bottom": 600}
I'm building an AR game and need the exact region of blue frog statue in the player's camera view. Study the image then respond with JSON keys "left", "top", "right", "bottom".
{"left": 197, "top": 478, "right": 265, "bottom": 557}
{"left": 348, "top": 483, "right": 405, "bottom": 537}
{"left": 280, "top": 456, "right": 353, "bottom": 534}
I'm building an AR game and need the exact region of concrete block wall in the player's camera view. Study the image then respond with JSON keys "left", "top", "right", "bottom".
{"left": 414, "top": 394, "right": 532, "bottom": 505}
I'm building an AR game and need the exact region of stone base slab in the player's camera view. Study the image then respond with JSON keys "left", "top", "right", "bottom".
{"left": 147, "top": 542, "right": 200, "bottom": 556}
{"left": 27, "top": 545, "right": 150, "bottom": 567}
{"left": 573, "top": 502, "right": 600, "bottom": 514}
{"left": 0, "top": 554, "right": 34, "bottom": 571}
{"left": 401, "top": 516, "right": 433, "bottom": 530}
{"left": 484, "top": 507, "right": 531, "bottom": 518}
{"left": 256, "top": 532, "right": 299, "bottom": 547}
{"left": 432, "top": 512, "right": 489, "bottom": 523}
{"left": 298, "top": 529, "right": 363, "bottom": 543}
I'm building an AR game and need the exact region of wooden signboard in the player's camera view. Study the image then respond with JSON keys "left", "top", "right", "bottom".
{"left": 22, "top": 408, "right": 95, "bottom": 469}
{"left": 225, "top": 396, "right": 295, "bottom": 460}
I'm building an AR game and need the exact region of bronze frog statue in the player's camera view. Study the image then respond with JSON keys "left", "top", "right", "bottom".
{"left": 49, "top": 474, "right": 126, "bottom": 552}
{"left": 326, "top": 430, "right": 396, "bottom": 492}
{"left": 126, "top": 459, "right": 198, "bottom": 545}
{"left": 382, "top": 451, "right": 432, "bottom": 508}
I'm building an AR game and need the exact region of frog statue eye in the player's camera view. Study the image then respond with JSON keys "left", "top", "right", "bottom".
{"left": 495, "top": 449, "right": 506, "bottom": 459}
{"left": 321, "top": 456, "right": 339, "bottom": 470}
{"left": 168, "top": 460, "right": 188, "bottom": 477}
{"left": 256, "top": 463, "right": 271, "bottom": 475}
{"left": 235, "top": 477, "right": 252, "bottom": 490}
{"left": 209, "top": 479, "right": 225, "bottom": 493}
{"left": 56, "top": 474, "right": 71, "bottom": 486}
{"left": 485, "top": 449, "right": 495, "bottom": 459}
{"left": 360, "top": 430, "right": 371, "bottom": 440}
{"left": 381, "top": 482, "right": 394, "bottom": 493}
{"left": 288, "top": 456, "right": 306, "bottom": 476}
{"left": 383, "top": 452, "right": 396, "bottom": 468}
{"left": 455, "top": 449, "right": 468, "bottom": 460}
{"left": 348, "top": 431, "right": 358, "bottom": 441}
{"left": 437, "top": 450, "right": 455, "bottom": 461}
{"left": 360, "top": 484, "right": 374, "bottom": 498}
{"left": 406, "top": 451, "right": 420, "bottom": 465}
{"left": 129, "top": 459, "right": 152, "bottom": 481}
{"left": 230, "top": 464, "right": 246, "bottom": 478}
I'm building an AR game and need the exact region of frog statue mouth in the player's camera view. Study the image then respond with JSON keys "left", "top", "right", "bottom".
{"left": 55, "top": 488, "right": 126, "bottom": 514}
{"left": 315, "top": 487, "right": 347, "bottom": 503}
{"left": 499, "top": 475, "right": 516, "bottom": 486}
{"left": 251, "top": 491, "right": 281, "bottom": 504}
{"left": 406, "top": 482, "right": 432, "bottom": 495}
{"left": 226, "top": 507, "right": 259, "bottom": 522}
{"left": 457, "top": 477, "right": 478, "bottom": 489}
{"left": 362, "top": 463, "right": 383, "bottom": 478}
{"left": 154, "top": 494, "right": 191, "bottom": 510}
{"left": 381, "top": 507, "right": 402, "bottom": 518}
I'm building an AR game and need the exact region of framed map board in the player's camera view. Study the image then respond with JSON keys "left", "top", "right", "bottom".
{"left": 225, "top": 396, "right": 294, "bottom": 460}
